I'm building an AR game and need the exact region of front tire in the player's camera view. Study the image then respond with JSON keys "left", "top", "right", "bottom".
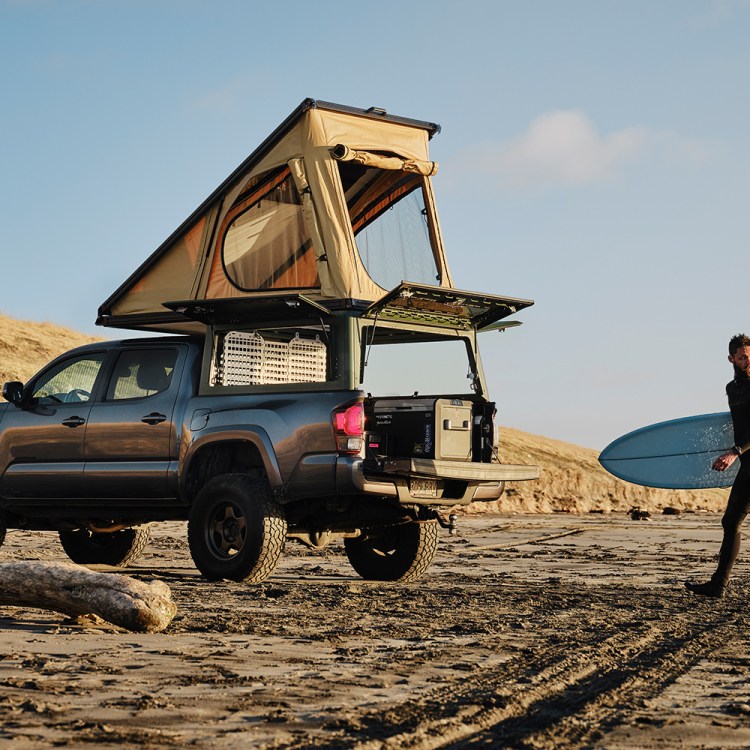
{"left": 188, "top": 474, "right": 286, "bottom": 583}
{"left": 59, "top": 526, "right": 151, "bottom": 566}
{"left": 344, "top": 521, "right": 439, "bottom": 582}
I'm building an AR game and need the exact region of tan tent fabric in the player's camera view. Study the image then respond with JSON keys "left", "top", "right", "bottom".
{"left": 420, "top": 177, "right": 454, "bottom": 288}
{"left": 312, "top": 109, "right": 430, "bottom": 160}
{"left": 110, "top": 215, "right": 209, "bottom": 317}
{"left": 100, "top": 101, "right": 454, "bottom": 331}
{"left": 289, "top": 157, "right": 335, "bottom": 297}
{"left": 330, "top": 144, "right": 438, "bottom": 176}
{"left": 303, "top": 110, "right": 373, "bottom": 300}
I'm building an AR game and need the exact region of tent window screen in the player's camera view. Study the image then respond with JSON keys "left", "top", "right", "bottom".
{"left": 222, "top": 169, "right": 320, "bottom": 291}
{"left": 337, "top": 161, "right": 440, "bottom": 290}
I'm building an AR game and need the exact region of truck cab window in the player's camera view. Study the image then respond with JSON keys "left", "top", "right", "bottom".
{"left": 105, "top": 349, "right": 178, "bottom": 400}
{"left": 32, "top": 353, "right": 105, "bottom": 405}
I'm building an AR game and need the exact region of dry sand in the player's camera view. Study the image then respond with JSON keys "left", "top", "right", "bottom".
{"left": 1, "top": 514, "right": 749, "bottom": 749}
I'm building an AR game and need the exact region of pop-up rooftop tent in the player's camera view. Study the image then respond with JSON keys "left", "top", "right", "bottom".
{"left": 98, "top": 99, "right": 532, "bottom": 334}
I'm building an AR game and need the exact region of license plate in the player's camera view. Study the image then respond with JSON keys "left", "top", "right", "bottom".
{"left": 410, "top": 478, "right": 438, "bottom": 497}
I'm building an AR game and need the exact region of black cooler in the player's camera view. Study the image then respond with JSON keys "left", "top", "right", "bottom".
{"left": 366, "top": 397, "right": 473, "bottom": 461}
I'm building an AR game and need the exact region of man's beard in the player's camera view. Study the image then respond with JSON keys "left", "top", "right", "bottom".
{"left": 734, "top": 364, "right": 750, "bottom": 380}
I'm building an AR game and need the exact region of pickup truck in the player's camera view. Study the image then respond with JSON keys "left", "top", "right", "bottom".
{"left": 0, "top": 286, "right": 538, "bottom": 582}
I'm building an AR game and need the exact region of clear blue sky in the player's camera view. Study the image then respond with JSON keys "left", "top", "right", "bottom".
{"left": 2, "top": 0, "right": 749, "bottom": 449}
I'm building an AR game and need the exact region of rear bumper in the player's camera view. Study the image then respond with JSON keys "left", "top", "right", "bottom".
{"left": 336, "top": 456, "right": 539, "bottom": 506}
{"left": 383, "top": 457, "right": 539, "bottom": 482}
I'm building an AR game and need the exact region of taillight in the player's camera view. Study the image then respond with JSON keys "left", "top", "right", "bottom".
{"left": 332, "top": 402, "right": 364, "bottom": 455}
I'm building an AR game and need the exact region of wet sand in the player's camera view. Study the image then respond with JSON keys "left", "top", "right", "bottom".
{"left": 1, "top": 512, "right": 749, "bottom": 749}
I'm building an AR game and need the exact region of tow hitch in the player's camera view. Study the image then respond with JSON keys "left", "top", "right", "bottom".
{"left": 434, "top": 511, "right": 458, "bottom": 536}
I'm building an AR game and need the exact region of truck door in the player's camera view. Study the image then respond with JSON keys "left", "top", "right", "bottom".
{"left": 0, "top": 351, "right": 107, "bottom": 499}
{"left": 83, "top": 346, "right": 184, "bottom": 499}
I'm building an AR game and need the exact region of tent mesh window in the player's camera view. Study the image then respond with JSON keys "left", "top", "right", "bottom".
{"left": 336, "top": 159, "right": 440, "bottom": 290}
{"left": 221, "top": 168, "right": 320, "bottom": 292}
{"left": 213, "top": 330, "right": 327, "bottom": 386}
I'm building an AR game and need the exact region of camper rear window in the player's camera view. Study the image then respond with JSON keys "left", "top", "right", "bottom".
{"left": 360, "top": 334, "right": 474, "bottom": 396}
{"left": 221, "top": 168, "right": 320, "bottom": 292}
{"left": 336, "top": 160, "right": 440, "bottom": 290}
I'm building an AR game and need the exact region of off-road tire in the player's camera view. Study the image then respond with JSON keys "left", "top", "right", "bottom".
{"left": 58, "top": 526, "right": 151, "bottom": 567}
{"left": 188, "top": 473, "right": 286, "bottom": 583}
{"left": 0, "top": 512, "right": 6, "bottom": 549}
{"left": 344, "top": 521, "right": 439, "bottom": 582}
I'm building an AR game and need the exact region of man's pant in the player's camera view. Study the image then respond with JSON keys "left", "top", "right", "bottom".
{"left": 715, "top": 464, "right": 750, "bottom": 585}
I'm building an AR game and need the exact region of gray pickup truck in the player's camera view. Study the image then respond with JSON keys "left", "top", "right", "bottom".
{"left": 0, "top": 285, "right": 538, "bottom": 582}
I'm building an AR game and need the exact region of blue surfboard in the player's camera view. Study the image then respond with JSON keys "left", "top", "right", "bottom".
{"left": 599, "top": 412, "right": 737, "bottom": 490}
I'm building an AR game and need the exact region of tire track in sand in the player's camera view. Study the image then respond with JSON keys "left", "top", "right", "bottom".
{"left": 292, "top": 591, "right": 741, "bottom": 750}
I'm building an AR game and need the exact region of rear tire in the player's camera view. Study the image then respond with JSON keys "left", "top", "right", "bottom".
{"left": 188, "top": 474, "right": 286, "bottom": 583}
{"left": 344, "top": 521, "right": 439, "bottom": 582}
{"left": 59, "top": 526, "right": 151, "bottom": 567}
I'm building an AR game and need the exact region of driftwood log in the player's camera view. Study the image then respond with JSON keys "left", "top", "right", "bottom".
{"left": 0, "top": 561, "right": 176, "bottom": 633}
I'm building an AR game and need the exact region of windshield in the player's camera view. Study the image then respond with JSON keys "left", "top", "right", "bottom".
{"left": 337, "top": 160, "right": 440, "bottom": 289}
{"left": 360, "top": 329, "right": 477, "bottom": 396}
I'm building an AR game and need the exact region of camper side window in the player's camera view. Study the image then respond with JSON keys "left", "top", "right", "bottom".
{"left": 221, "top": 168, "right": 320, "bottom": 292}
{"left": 210, "top": 329, "right": 328, "bottom": 387}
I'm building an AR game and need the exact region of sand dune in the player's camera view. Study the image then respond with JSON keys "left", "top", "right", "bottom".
{"left": 0, "top": 313, "right": 728, "bottom": 514}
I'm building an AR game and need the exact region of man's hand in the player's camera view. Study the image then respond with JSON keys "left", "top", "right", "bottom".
{"left": 713, "top": 450, "right": 738, "bottom": 472}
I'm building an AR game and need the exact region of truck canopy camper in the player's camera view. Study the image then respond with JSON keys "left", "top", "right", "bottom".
{"left": 0, "top": 100, "right": 538, "bottom": 584}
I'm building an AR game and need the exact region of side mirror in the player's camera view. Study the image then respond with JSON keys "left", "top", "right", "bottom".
{"left": 2, "top": 381, "right": 24, "bottom": 405}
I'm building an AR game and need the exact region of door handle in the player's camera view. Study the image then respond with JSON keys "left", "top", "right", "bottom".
{"left": 62, "top": 416, "right": 86, "bottom": 428}
{"left": 141, "top": 412, "right": 167, "bottom": 425}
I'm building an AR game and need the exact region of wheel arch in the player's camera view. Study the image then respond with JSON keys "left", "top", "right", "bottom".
{"left": 181, "top": 430, "right": 282, "bottom": 503}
